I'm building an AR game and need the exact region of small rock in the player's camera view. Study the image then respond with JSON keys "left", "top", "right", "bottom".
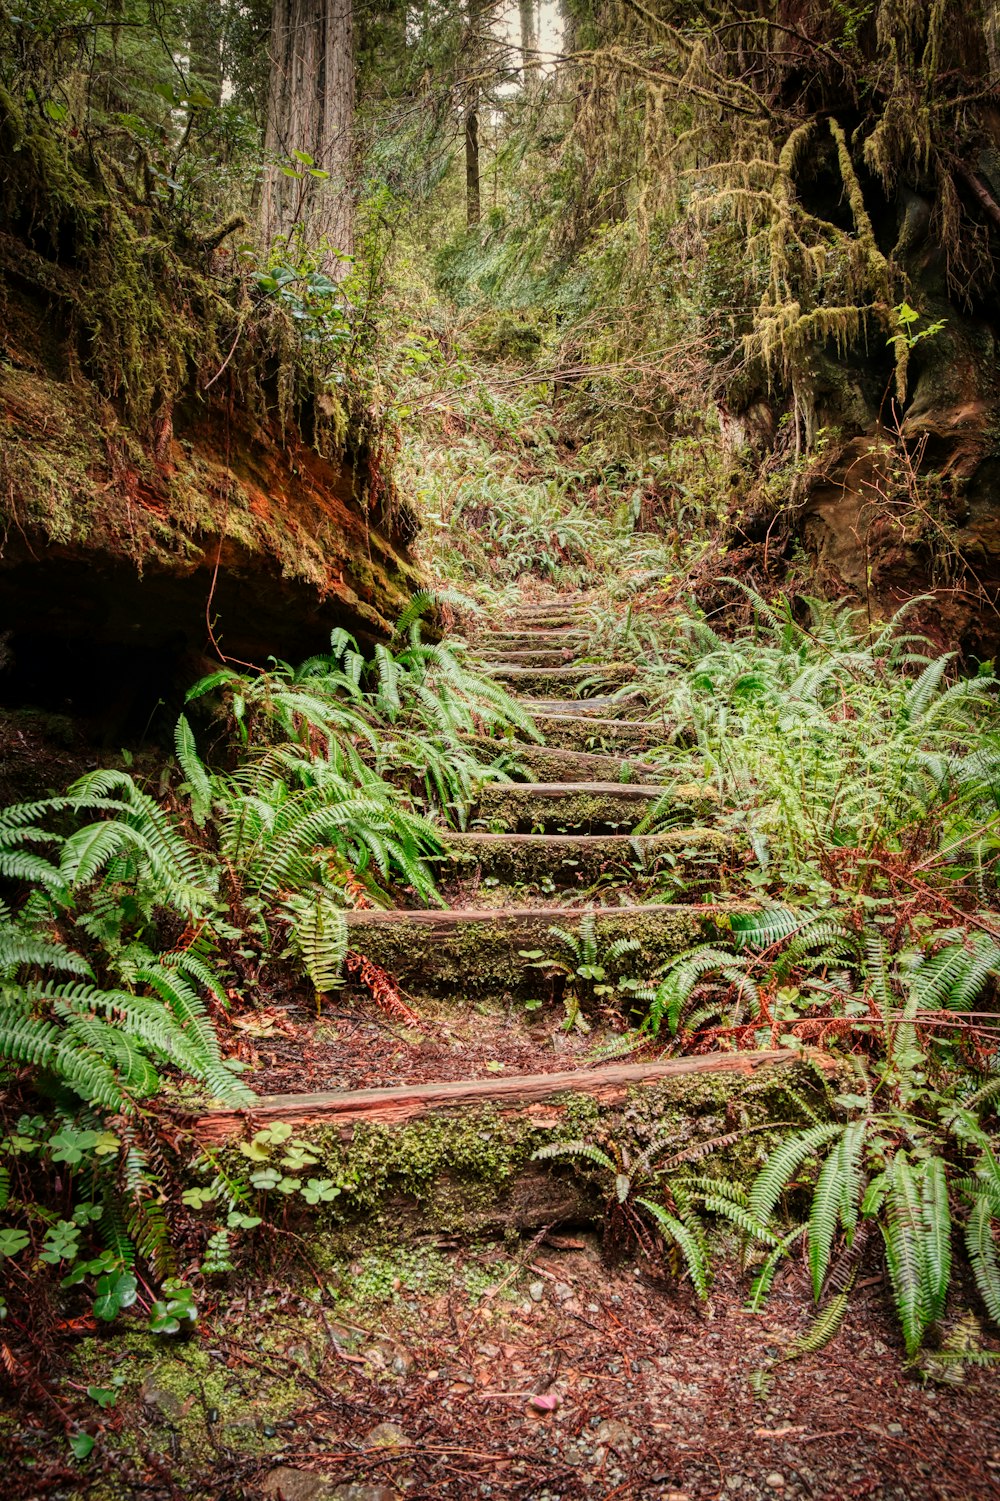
{"left": 140, "top": 1370, "right": 186, "bottom": 1424}
{"left": 594, "top": 1419, "right": 633, "bottom": 1455}
{"left": 765, "top": 1475, "right": 786, "bottom": 1491}
{"left": 529, "top": 1280, "right": 545, "bottom": 1302}
{"left": 262, "top": 1468, "right": 337, "bottom": 1501}
{"left": 366, "top": 1422, "right": 411, "bottom": 1450}
{"left": 887, "top": 1423, "right": 904, "bottom": 1436}
{"left": 553, "top": 1281, "right": 573, "bottom": 1303}
{"left": 330, "top": 1488, "right": 401, "bottom": 1501}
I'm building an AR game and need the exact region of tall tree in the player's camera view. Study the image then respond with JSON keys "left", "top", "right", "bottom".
{"left": 464, "top": 0, "right": 481, "bottom": 227}
{"left": 262, "top": 0, "right": 355, "bottom": 270}
{"left": 518, "top": 0, "right": 537, "bottom": 91}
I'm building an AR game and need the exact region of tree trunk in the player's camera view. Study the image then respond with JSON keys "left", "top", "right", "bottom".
{"left": 518, "top": 0, "right": 538, "bottom": 92}
{"left": 262, "top": 0, "right": 355, "bottom": 272}
{"left": 188, "top": 0, "right": 223, "bottom": 106}
{"left": 464, "top": 0, "right": 481, "bottom": 227}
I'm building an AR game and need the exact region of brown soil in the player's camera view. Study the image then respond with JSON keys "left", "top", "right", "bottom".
{"left": 8, "top": 1239, "right": 997, "bottom": 1500}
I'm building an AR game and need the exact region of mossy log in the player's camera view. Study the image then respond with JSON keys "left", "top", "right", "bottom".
{"left": 527, "top": 714, "right": 668, "bottom": 752}
{"left": 506, "top": 613, "right": 582, "bottom": 629}
{"left": 192, "top": 1058, "right": 833, "bottom": 1237}
{"left": 487, "top": 662, "right": 635, "bottom": 696}
{"left": 461, "top": 736, "right": 660, "bottom": 783}
{"left": 475, "top": 647, "right": 579, "bottom": 666}
{"left": 474, "top": 780, "right": 715, "bottom": 832}
{"left": 194, "top": 1051, "right": 804, "bottom": 1142}
{"left": 479, "top": 629, "right": 588, "bottom": 650}
{"left": 344, "top": 902, "right": 750, "bottom": 993}
{"left": 437, "top": 828, "right": 731, "bottom": 885}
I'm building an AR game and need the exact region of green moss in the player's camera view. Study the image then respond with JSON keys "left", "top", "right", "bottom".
{"left": 474, "top": 784, "right": 716, "bottom": 834}
{"left": 438, "top": 828, "right": 729, "bottom": 887}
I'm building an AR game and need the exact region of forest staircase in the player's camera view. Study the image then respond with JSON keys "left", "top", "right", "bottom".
{"left": 198, "top": 596, "right": 814, "bottom": 1226}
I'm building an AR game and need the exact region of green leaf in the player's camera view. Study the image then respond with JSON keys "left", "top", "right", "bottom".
{"left": 93, "top": 1271, "right": 138, "bottom": 1321}
{"left": 0, "top": 1228, "right": 30, "bottom": 1258}
{"left": 69, "top": 1432, "right": 95, "bottom": 1461}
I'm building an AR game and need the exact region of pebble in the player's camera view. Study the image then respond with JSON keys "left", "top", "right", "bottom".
{"left": 888, "top": 1422, "right": 904, "bottom": 1435}
{"left": 553, "top": 1281, "right": 573, "bottom": 1303}
{"left": 529, "top": 1280, "right": 545, "bottom": 1302}
{"left": 766, "top": 1475, "right": 786, "bottom": 1490}
{"left": 366, "top": 1422, "right": 411, "bottom": 1449}
{"left": 594, "top": 1418, "right": 633, "bottom": 1454}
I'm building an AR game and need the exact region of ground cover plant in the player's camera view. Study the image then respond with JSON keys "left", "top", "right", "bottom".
{"left": 0, "top": 616, "right": 531, "bottom": 1342}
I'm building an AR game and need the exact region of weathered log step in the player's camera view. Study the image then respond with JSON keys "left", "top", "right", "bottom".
{"left": 437, "top": 828, "right": 730, "bottom": 885}
{"left": 481, "top": 629, "right": 589, "bottom": 649}
{"left": 475, "top": 780, "right": 712, "bottom": 832}
{"left": 462, "top": 736, "right": 660, "bottom": 784}
{"left": 474, "top": 647, "right": 581, "bottom": 667}
{"left": 519, "top": 693, "right": 646, "bottom": 719}
{"left": 195, "top": 1050, "right": 805, "bottom": 1142}
{"left": 507, "top": 614, "right": 582, "bottom": 630}
{"left": 527, "top": 714, "right": 666, "bottom": 752}
{"left": 512, "top": 598, "right": 591, "bottom": 617}
{"left": 487, "top": 662, "right": 635, "bottom": 697}
{"left": 345, "top": 902, "right": 747, "bottom": 994}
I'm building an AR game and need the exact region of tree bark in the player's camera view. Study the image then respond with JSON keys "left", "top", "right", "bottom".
{"left": 193, "top": 1050, "right": 814, "bottom": 1141}
{"left": 519, "top": 0, "right": 538, "bottom": 92}
{"left": 262, "top": 0, "right": 355, "bottom": 272}
{"left": 188, "top": 0, "right": 223, "bottom": 106}
{"left": 465, "top": 0, "right": 481, "bottom": 227}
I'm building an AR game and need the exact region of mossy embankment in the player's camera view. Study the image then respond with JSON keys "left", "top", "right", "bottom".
{"left": 0, "top": 88, "right": 423, "bottom": 726}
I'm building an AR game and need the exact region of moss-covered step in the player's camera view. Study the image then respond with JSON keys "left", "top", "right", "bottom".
{"left": 192, "top": 1056, "right": 831, "bottom": 1239}
{"left": 479, "top": 629, "right": 588, "bottom": 649}
{"left": 521, "top": 693, "right": 646, "bottom": 719}
{"left": 462, "top": 736, "right": 660, "bottom": 783}
{"left": 507, "top": 613, "right": 583, "bottom": 629}
{"left": 488, "top": 663, "right": 636, "bottom": 697}
{"left": 528, "top": 714, "right": 667, "bottom": 752}
{"left": 194, "top": 1050, "right": 801, "bottom": 1142}
{"left": 474, "top": 647, "right": 580, "bottom": 667}
{"left": 344, "top": 902, "right": 747, "bottom": 994}
{"left": 474, "top": 779, "right": 715, "bottom": 832}
{"left": 436, "top": 828, "right": 730, "bottom": 885}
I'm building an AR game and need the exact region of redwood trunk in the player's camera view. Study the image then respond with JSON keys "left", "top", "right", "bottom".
{"left": 262, "top": 0, "right": 354, "bottom": 271}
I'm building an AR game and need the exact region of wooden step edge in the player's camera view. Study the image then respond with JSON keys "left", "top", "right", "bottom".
{"left": 194, "top": 1050, "right": 822, "bottom": 1141}
{"left": 478, "top": 780, "right": 671, "bottom": 799}
{"left": 487, "top": 663, "right": 635, "bottom": 679}
{"left": 439, "top": 829, "right": 725, "bottom": 851}
{"left": 344, "top": 901, "right": 752, "bottom": 928}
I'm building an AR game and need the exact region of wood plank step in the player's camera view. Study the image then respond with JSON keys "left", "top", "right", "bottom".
{"left": 195, "top": 1051, "right": 805, "bottom": 1142}
{"left": 437, "top": 828, "right": 730, "bottom": 885}
{"left": 344, "top": 902, "right": 746, "bottom": 994}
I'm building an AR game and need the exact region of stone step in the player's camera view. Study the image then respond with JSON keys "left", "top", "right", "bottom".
{"left": 488, "top": 663, "right": 636, "bottom": 697}
{"left": 474, "top": 780, "right": 717, "bottom": 833}
{"left": 462, "top": 736, "right": 661, "bottom": 783}
{"left": 345, "top": 902, "right": 747, "bottom": 995}
{"left": 437, "top": 828, "right": 730, "bottom": 886}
